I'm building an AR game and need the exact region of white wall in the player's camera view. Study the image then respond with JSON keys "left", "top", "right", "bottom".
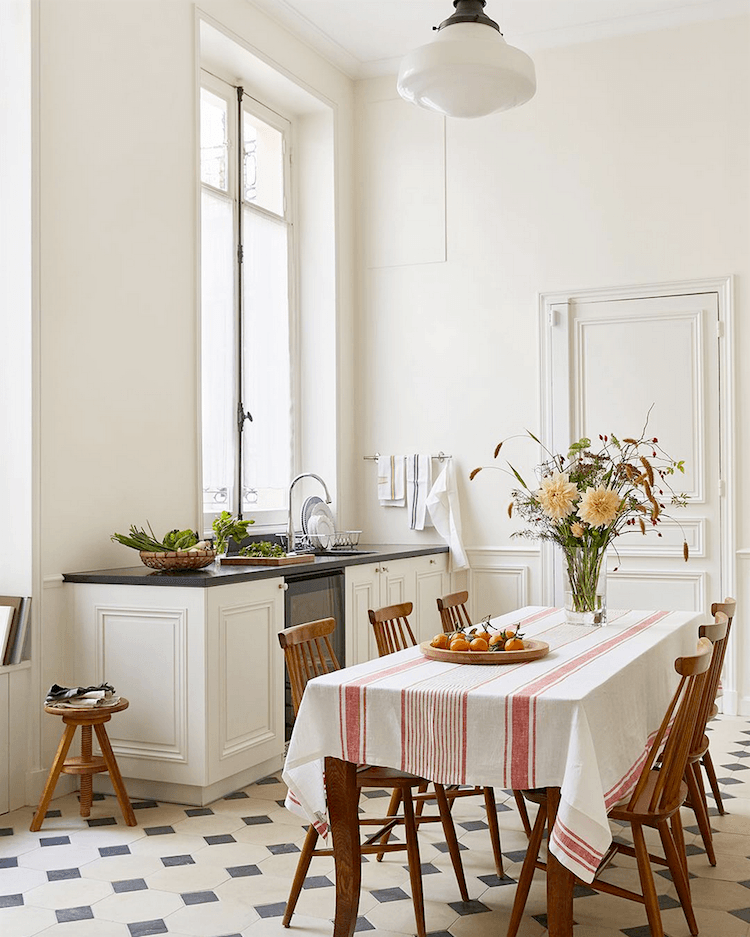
{"left": 354, "top": 14, "right": 750, "bottom": 692}
{"left": 29, "top": 0, "right": 355, "bottom": 803}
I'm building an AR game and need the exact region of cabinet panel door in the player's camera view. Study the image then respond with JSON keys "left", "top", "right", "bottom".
{"left": 414, "top": 556, "right": 448, "bottom": 644}
{"left": 345, "top": 565, "right": 380, "bottom": 665}
{"left": 207, "top": 579, "right": 285, "bottom": 782}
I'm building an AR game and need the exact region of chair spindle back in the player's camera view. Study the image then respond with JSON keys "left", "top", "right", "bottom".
{"left": 437, "top": 591, "right": 472, "bottom": 634}
{"left": 626, "top": 637, "right": 712, "bottom": 814}
{"left": 692, "top": 611, "right": 729, "bottom": 753}
{"left": 368, "top": 602, "right": 416, "bottom": 656}
{"left": 278, "top": 618, "right": 340, "bottom": 716}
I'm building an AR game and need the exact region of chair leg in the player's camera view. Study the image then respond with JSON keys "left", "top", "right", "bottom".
{"left": 507, "top": 800, "right": 547, "bottom": 937}
{"left": 414, "top": 781, "right": 429, "bottom": 818}
{"left": 377, "top": 787, "right": 402, "bottom": 861}
{"left": 30, "top": 723, "right": 77, "bottom": 832}
{"left": 658, "top": 818, "right": 698, "bottom": 936}
{"left": 685, "top": 760, "right": 716, "bottom": 866}
{"left": 701, "top": 749, "right": 726, "bottom": 815}
{"left": 671, "top": 809, "right": 690, "bottom": 884}
{"left": 482, "top": 787, "right": 504, "bottom": 877}
{"left": 283, "top": 824, "right": 319, "bottom": 927}
{"left": 434, "top": 784, "right": 469, "bottom": 901}
{"left": 402, "top": 788, "right": 426, "bottom": 937}
{"left": 632, "top": 822, "right": 664, "bottom": 937}
{"left": 514, "top": 789, "right": 533, "bottom": 838}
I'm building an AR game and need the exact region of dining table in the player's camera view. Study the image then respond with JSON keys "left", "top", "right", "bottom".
{"left": 282, "top": 605, "right": 703, "bottom": 937}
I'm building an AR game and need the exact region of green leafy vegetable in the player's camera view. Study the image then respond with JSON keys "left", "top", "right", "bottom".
{"left": 212, "top": 511, "right": 255, "bottom": 554}
{"left": 238, "top": 541, "right": 285, "bottom": 558}
{"left": 111, "top": 523, "right": 202, "bottom": 553}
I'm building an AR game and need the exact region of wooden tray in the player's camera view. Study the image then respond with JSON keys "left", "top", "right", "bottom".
{"left": 220, "top": 554, "right": 315, "bottom": 566}
{"left": 419, "top": 639, "right": 550, "bottom": 665}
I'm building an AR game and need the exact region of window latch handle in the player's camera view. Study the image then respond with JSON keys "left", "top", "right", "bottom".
{"left": 237, "top": 402, "right": 253, "bottom": 432}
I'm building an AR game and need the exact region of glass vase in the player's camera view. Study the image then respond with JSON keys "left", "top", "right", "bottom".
{"left": 563, "top": 546, "right": 607, "bottom": 626}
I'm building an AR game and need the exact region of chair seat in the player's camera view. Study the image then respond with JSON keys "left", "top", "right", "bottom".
{"left": 688, "top": 733, "right": 710, "bottom": 763}
{"left": 609, "top": 773, "right": 688, "bottom": 824}
{"left": 357, "top": 765, "right": 429, "bottom": 788}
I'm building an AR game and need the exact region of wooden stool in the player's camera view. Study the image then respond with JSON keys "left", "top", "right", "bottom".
{"left": 30, "top": 697, "right": 136, "bottom": 831}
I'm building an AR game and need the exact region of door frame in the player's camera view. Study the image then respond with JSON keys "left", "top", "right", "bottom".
{"left": 538, "top": 276, "right": 737, "bottom": 712}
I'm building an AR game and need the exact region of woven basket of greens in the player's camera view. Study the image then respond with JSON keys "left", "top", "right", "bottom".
{"left": 111, "top": 524, "right": 216, "bottom": 570}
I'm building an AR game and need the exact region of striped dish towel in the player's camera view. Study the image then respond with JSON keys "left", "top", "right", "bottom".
{"left": 377, "top": 455, "right": 406, "bottom": 506}
{"left": 406, "top": 454, "right": 432, "bottom": 530}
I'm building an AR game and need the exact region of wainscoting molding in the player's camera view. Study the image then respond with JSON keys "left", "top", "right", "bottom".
{"left": 466, "top": 548, "right": 541, "bottom": 621}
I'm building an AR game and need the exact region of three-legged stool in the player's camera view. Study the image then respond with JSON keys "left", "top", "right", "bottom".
{"left": 30, "top": 697, "right": 136, "bottom": 831}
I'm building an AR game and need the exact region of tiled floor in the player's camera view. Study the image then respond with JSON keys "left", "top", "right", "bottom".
{"left": 2, "top": 715, "right": 750, "bottom": 936}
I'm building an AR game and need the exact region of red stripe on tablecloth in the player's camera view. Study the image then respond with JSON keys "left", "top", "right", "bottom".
{"left": 509, "top": 611, "right": 670, "bottom": 788}
{"left": 554, "top": 817, "right": 602, "bottom": 873}
{"left": 552, "top": 819, "right": 601, "bottom": 875}
{"left": 339, "top": 655, "right": 428, "bottom": 762}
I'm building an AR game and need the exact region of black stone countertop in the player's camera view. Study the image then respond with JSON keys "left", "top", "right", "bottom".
{"left": 62, "top": 544, "right": 449, "bottom": 588}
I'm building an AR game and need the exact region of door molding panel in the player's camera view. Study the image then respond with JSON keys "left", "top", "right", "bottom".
{"left": 539, "top": 275, "right": 736, "bottom": 711}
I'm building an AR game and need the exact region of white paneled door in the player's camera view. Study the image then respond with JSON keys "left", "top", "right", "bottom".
{"left": 547, "top": 290, "right": 722, "bottom": 613}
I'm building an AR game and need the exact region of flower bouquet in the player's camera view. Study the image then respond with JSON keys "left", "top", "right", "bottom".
{"left": 471, "top": 422, "right": 688, "bottom": 626}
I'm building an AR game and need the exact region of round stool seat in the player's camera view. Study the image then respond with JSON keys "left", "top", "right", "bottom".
{"left": 31, "top": 697, "right": 136, "bottom": 831}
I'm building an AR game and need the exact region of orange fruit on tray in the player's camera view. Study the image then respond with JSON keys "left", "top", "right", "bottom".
{"left": 489, "top": 634, "right": 506, "bottom": 649}
{"left": 473, "top": 631, "right": 491, "bottom": 644}
{"left": 469, "top": 637, "right": 489, "bottom": 652}
{"left": 430, "top": 633, "right": 450, "bottom": 649}
{"left": 450, "top": 636, "right": 470, "bottom": 652}
{"left": 504, "top": 637, "right": 525, "bottom": 652}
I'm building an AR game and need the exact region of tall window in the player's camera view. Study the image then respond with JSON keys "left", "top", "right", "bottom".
{"left": 200, "top": 77, "right": 293, "bottom": 527}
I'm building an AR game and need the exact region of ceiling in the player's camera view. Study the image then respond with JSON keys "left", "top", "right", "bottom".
{"left": 249, "top": 0, "right": 750, "bottom": 77}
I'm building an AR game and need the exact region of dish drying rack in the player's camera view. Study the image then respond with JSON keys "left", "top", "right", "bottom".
{"left": 297, "top": 530, "right": 362, "bottom": 552}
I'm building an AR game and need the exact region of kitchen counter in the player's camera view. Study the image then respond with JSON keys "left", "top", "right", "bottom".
{"left": 62, "top": 543, "right": 449, "bottom": 588}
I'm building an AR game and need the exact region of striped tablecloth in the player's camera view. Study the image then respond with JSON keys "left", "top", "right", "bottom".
{"left": 283, "top": 606, "right": 702, "bottom": 882}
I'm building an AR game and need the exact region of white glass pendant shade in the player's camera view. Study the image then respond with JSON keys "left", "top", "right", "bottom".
{"left": 397, "top": 22, "right": 536, "bottom": 119}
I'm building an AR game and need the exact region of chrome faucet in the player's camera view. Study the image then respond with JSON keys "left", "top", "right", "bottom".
{"left": 287, "top": 473, "right": 331, "bottom": 553}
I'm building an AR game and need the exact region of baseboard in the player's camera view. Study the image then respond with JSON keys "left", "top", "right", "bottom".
{"left": 92, "top": 754, "right": 285, "bottom": 807}
{"left": 738, "top": 695, "right": 750, "bottom": 717}
{"left": 720, "top": 689, "right": 739, "bottom": 716}
{"left": 22, "top": 769, "right": 76, "bottom": 811}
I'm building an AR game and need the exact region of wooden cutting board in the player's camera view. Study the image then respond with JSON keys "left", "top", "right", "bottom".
{"left": 220, "top": 554, "right": 315, "bottom": 566}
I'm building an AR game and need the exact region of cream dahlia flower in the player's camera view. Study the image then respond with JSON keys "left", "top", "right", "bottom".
{"left": 571, "top": 521, "right": 585, "bottom": 538}
{"left": 578, "top": 486, "right": 621, "bottom": 528}
{"left": 537, "top": 472, "right": 578, "bottom": 520}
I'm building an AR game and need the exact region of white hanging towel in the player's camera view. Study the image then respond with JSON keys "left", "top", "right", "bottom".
{"left": 377, "top": 455, "right": 406, "bottom": 506}
{"left": 426, "top": 460, "right": 469, "bottom": 571}
{"left": 406, "top": 454, "right": 432, "bottom": 530}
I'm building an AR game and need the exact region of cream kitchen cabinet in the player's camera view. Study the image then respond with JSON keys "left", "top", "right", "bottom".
{"left": 69, "top": 577, "right": 285, "bottom": 806}
{"left": 345, "top": 553, "right": 448, "bottom": 664}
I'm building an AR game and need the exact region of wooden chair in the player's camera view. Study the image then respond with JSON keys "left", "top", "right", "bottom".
{"left": 683, "top": 609, "right": 729, "bottom": 863}
{"left": 506, "top": 638, "right": 713, "bottom": 937}
{"left": 436, "top": 591, "right": 534, "bottom": 839}
{"left": 368, "top": 602, "right": 504, "bottom": 879}
{"left": 278, "top": 618, "right": 468, "bottom": 936}
{"left": 700, "top": 597, "right": 737, "bottom": 816}
{"left": 436, "top": 590, "right": 472, "bottom": 633}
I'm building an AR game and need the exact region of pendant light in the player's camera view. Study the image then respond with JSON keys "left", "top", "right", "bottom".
{"left": 397, "top": 0, "right": 536, "bottom": 119}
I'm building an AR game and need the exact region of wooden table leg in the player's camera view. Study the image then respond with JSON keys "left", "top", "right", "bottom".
{"left": 325, "top": 756, "right": 361, "bottom": 937}
{"left": 546, "top": 786, "right": 574, "bottom": 937}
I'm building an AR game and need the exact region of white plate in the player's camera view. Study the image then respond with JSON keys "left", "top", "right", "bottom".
{"left": 308, "top": 514, "right": 335, "bottom": 550}
{"left": 301, "top": 496, "right": 323, "bottom": 534}
{"left": 309, "top": 501, "right": 336, "bottom": 529}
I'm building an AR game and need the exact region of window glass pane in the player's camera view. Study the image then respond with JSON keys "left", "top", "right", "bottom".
{"left": 201, "top": 190, "right": 236, "bottom": 517}
{"left": 241, "top": 209, "right": 290, "bottom": 512}
{"left": 201, "top": 88, "right": 228, "bottom": 190}
{"left": 243, "top": 109, "right": 284, "bottom": 215}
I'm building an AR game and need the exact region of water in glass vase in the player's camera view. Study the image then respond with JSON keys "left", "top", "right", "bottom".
{"left": 563, "top": 546, "right": 607, "bottom": 626}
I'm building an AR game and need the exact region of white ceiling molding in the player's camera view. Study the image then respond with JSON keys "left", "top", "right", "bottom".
{"left": 248, "top": 0, "right": 750, "bottom": 79}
